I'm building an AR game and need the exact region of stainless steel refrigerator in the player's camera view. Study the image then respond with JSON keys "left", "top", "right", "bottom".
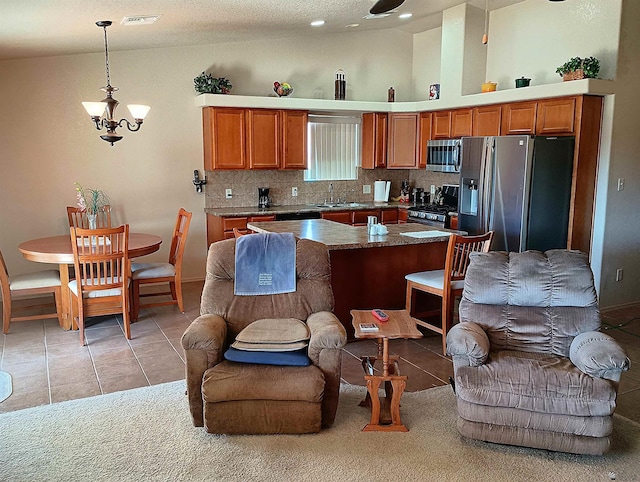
{"left": 458, "top": 135, "right": 575, "bottom": 252}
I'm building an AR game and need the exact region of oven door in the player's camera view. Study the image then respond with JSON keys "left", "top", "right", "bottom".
{"left": 407, "top": 217, "right": 446, "bottom": 229}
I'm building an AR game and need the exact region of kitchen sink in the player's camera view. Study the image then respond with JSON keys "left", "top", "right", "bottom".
{"left": 311, "top": 202, "right": 366, "bottom": 208}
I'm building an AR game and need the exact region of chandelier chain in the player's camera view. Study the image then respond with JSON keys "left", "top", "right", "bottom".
{"left": 102, "top": 24, "right": 111, "bottom": 87}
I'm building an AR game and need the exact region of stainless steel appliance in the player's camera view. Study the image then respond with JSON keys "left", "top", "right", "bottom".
{"left": 426, "top": 139, "right": 461, "bottom": 173}
{"left": 407, "top": 184, "right": 458, "bottom": 228}
{"left": 458, "top": 135, "right": 575, "bottom": 252}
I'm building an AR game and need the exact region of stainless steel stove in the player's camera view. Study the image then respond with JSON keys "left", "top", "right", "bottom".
{"left": 407, "top": 204, "right": 456, "bottom": 228}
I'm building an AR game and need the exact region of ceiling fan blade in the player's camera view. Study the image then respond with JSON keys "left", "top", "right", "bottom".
{"left": 370, "top": 0, "right": 406, "bottom": 15}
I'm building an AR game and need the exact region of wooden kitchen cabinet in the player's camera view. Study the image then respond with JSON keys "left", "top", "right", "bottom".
{"left": 321, "top": 211, "right": 352, "bottom": 224}
{"left": 246, "top": 109, "right": 280, "bottom": 169}
{"left": 418, "top": 112, "right": 432, "bottom": 169}
{"left": 431, "top": 111, "right": 452, "bottom": 139}
{"left": 203, "top": 107, "right": 308, "bottom": 170}
{"left": 386, "top": 113, "right": 419, "bottom": 169}
{"left": 353, "top": 209, "right": 382, "bottom": 226}
{"left": 361, "top": 112, "right": 388, "bottom": 169}
{"left": 203, "top": 107, "right": 247, "bottom": 170}
{"left": 281, "top": 110, "right": 308, "bottom": 169}
{"left": 380, "top": 208, "right": 399, "bottom": 225}
{"left": 501, "top": 101, "right": 537, "bottom": 135}
{"left": 535, "top": 97, "right": 578, "bottom": 135}
{"left": 207, "top": 214, "right": 276, "bottom": 244}
{"left": 473, "top": 105, "right": 502, "bottom": 136}
{"left": 451, "top": 108, "right": 473, "bottom": 138}
{"left": 398, "top": 209, "right": 409, "bottom": 224}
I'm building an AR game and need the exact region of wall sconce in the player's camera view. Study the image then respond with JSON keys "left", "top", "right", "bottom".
{"left": 82, "top": 21, "right": 150, "bottom": 146}
{"left": 192, "top": 170, "right": 207, "bottom": 193}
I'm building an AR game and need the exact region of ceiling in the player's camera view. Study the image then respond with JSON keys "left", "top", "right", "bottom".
{"left": 0, "top": 0, "right": 524, "bottom": 61}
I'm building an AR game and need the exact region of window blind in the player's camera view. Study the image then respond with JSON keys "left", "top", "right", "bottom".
{"left": 304, "top": 115, "right": 360, "bottom": 181}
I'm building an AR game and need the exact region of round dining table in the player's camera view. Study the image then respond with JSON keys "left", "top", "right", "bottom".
{"left": 19, "top": 233, "right": 162, "bottom": 330}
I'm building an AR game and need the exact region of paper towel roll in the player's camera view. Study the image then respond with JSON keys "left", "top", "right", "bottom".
{"left": 374, "top": 180, "right": 389, "bottom": 202}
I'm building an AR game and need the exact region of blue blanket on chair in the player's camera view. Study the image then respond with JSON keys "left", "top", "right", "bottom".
{"left": 234, "top": 232, "right": 296, "bottom": 296}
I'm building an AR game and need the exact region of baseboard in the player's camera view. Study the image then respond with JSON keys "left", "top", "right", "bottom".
{"left": 600, "top": 300, "right": 640, "bottom": 314}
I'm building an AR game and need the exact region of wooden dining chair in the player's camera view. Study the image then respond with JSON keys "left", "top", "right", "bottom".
{"left": 131, "top": 208, "right": 192, "bottom": 322}
{"left": 1, "top": 248, "right": 63, "bottom": 334}
{"left": 66, "top": 205, "right": 112, "bottom": 229}
{"left": 405, "top": 231, "right": 494, "bottom": 355}
{"left": 69, "top": 225, "right": 130, "bottom": 346}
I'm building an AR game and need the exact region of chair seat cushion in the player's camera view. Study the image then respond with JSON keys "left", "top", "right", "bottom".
{"left": 68, "top": 279, "right": 127, "bottom": 297}
{"left": 10, "top": 270, "right": 61, "bottom": 290}
{"left": 223, "top": 347, "right": 311, "bottom": 366}
{"left": 231, "top": 318, "right": 310, "bottom": 351}
{"left": 202, "top": 360, "right": 324, "bottom": 403}
{"left": 131, "top": 262, "right": 175, "bottom": 279}
{"left": 405, "top": 269, "right": 464, "bottom": 291}
{"left": 454, "top": 350, "right": 618, "bottom": 417}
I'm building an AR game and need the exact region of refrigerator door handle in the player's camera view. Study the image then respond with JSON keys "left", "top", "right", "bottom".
{"left": 481, "top": 138, "right": 494, "bottom": 232}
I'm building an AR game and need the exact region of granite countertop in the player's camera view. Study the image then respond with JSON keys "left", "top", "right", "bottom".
{"left": 247, "top": 219, "right": 456, "bottom": 250}
{"left": 205, "top": 201, "right": 410, "bottom": 218}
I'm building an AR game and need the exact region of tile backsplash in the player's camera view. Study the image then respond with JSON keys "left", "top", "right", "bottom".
{"left": 204, "top": 169, "right": 460, "bottom": 209}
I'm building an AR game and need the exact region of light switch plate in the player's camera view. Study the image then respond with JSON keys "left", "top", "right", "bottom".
{"left": 363, "top": 185, "right": 371, "bottom": 194}
{"left": 225, "top": 189, "right": 232, "bottom": 199}
{"left": 292, "top": 187, "right": 298, "bottom": 197}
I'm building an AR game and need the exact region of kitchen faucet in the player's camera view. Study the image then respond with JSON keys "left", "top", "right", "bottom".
{"left": 328, "top": 183, "right": 334, "bottom": 203}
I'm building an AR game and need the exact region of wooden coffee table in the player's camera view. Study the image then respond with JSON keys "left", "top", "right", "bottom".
{"left": 350, "top": 309, "right": 422, "bottom": 432}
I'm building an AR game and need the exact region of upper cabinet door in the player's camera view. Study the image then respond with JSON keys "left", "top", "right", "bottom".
{"left": 431, "top": 111, "right": 452, "bottom": 139}
{"left": 246, "top": 109, "right": 281, "bottom": 169}
{"left": 473, "top": 105, "right": 502, "bottom": 136}
{"left": 387, "top": 113, "right": 419, "bottom": 169}
{"left": 501, "top": 101, "right": 537, "bottom": 135}
{"left": 418, "top": 112, "right": 432, "bottom": 169}
{"left": 536, "top": 97, "right": 579, "bottom": 135}
{"left": 451, "top": 108, "right": 473, "bottom": 138}
{"left": 203, "top": 107, "right": 247, "bottom": 170}
{"left": 281, "top": 110, "right": 308, "bottom": 169}
{"left": 361, "top": 113, "right": 387, "bottom": 169}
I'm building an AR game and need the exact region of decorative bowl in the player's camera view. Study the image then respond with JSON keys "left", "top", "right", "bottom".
{"left": 274, "top": 82, "right": 294, "bottom": 97}
{"left": 481, "top": 81, "right": 497, "bottom": 93}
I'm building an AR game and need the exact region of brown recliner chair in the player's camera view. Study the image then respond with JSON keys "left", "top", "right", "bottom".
{"left": 447, "top": 250, "right": 630, "bottom": 455}
{"left": 181, "top": 237, "right": 347, "bottom": 434}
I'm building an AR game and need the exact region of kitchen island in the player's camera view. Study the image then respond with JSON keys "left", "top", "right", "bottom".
{"left": 248, "top": 219, "right": 456, "bottom": 337}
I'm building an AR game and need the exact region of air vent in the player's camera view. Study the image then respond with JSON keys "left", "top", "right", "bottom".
{"left": 120, "top": 15, "right": 162, "bottom": 26}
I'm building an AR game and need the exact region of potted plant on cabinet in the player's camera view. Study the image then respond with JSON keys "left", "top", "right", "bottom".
{"left": 194, "top": 72, "right": 233, "bottom": 94}
{"left": 556, "top": 56, "right": 600, "bottom": 81}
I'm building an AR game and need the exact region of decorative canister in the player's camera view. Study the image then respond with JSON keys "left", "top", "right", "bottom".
{"left": 481, "top": 81, "right": 497, "bottom": 93}
{"left": 515, "top": 77, "right": 531, "bottom": 88}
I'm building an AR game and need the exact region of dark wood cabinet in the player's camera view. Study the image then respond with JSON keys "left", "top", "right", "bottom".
{"left": 387, "top": 113, "right": 419, "bottom": 169}
{"left": 207, "top": 214, "right": 277, "bottom": 244}
{"left": 536, "top": 97, "right": 577, "bottom": 135}
{"left": 501, "top": 101, "right": 538, "bottom": 135}
{"left": 321, "top": 211, "right": 352, "bottom": 224}
{"left": 473, "top": 105, "right": 502, "bottom": 136}
{"left": 203, "top": 107, "right": 308, "bottom": 170}
{"left": 361, "top": 113, "right": 388, "bottom": 169}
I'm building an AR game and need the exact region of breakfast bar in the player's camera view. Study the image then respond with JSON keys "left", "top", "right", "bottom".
{"left": 247, "top": 219, "right": 455, "bottom": 337}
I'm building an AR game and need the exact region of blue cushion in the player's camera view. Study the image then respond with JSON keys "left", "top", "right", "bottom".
{"left": 223, "top": 347, "right": 311, "bottom": 366}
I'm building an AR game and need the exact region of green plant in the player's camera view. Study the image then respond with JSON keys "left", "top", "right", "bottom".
{"left": 194, "top": 72, "right": 232, "bottom": 94}
{"left": 555, "top": 56, "right": 600, "bottom": 78}
{"left": 75, "top": 182, "right": 109, "bottom": 215}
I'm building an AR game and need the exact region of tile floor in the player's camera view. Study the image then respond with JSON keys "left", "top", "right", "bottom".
{"left": 1, "top": 281, "right": 639, "bottom": 425}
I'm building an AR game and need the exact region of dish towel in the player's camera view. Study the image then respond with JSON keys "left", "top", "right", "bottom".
{"left": 234, "top": 232, "right": 296, "bottom": 296}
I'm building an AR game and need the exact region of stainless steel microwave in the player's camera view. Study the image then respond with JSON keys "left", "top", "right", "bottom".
{"left": 426, "top": 139, "right": 461, "bottom": 173}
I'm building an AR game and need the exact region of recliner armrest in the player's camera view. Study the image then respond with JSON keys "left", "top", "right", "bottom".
{"left": 181, "top": 313, "right": 228, "bottom": 355}
{"left": 446, "top": 322, "right": 490, "bottom": 367}
{"left": 570, "top": 331, "right": 631, "bottom": 382}
{"left": 307, "top": 311, "right": 347, "bottom": 362}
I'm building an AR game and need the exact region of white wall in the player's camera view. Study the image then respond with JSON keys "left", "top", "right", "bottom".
{"left": 487, "top": 0, "right": 621, "bottom": 90}
{"left": 412, "top": 27, "right": 442, "bottom": 100}
{"left": 0, "top": 29, "right": 413, "bottom": 279}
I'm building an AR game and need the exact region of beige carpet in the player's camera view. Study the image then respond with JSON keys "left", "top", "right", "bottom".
{"left": 1, "top": 380, "right": 639, "bottom": 482}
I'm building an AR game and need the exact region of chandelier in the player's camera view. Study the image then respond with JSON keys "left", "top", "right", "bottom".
{"left": 82, "top": 21, "right": 150, "bottom": 146}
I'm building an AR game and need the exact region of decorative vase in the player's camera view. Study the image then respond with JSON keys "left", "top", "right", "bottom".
{"left": 88, "top": 214, "right": 97, "bottom": 230}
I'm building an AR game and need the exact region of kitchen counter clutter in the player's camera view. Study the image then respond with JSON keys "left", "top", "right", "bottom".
{"left": 247, "top": 219, "right": 453, "bottom": 250}
{"left": 205, "top": 201, "right": 407, "bottom": 218}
